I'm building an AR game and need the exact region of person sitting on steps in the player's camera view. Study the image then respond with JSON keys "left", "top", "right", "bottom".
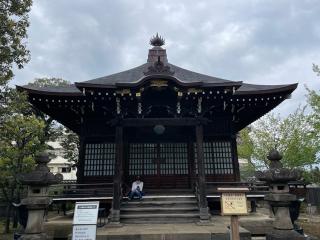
{"left": 128, "top": 176, "right": 144, "bottom": 200}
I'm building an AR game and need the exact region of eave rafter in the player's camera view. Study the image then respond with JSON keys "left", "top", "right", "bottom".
{"left": 17, "top": 66, "right": 297, "bottom": 136}
{"left": 24, "top": 81, "right": 294, "bottom": 135}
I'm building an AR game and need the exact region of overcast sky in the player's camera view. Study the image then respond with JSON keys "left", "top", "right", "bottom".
{"left": 12, "top": 0, "right": 320, "bottom": 116}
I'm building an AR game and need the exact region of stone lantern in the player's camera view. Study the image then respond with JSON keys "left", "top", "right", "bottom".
{"left": 255, "top": 149, "right": 306, "bottom": 240}
{"left": 18, "top": 151, "right": 63, "bottom": 240}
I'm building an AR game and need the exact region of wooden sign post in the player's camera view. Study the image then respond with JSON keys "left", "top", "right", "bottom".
{"left": 218, "top": 188, "right": 249, "bottom": 240}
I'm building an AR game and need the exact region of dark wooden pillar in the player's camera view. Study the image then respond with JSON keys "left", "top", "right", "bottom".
{"left": 123, "top": 141, "right": 129, "bottom": 187}
{"left": 111, "top": 126, "right": 123, "bottom": 224}
{"left": 77, "top": 137, "right": 85, "bottom": 184}
{"left": 187, "top": 138, "right": 196, "bottom": 189}
{"left": 77, "top": 118, "right": 86, "bottom": 184}
{"left": 195, "top": 125, "right": 209, "bottom": 221}
{"left": 231, "top": 135, "right": 240, "bottom": 181}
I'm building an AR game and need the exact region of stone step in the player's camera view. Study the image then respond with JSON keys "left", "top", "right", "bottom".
{"left": 123, "top": 200, "right": 197, "bottom": 207}
{"left": 139, "top": 193, "right": 195, "bottom": 199}
{"left": 121, "top": 213, "right": 200, "bottom": 219}
{"left": 123, "top": 196, "right": 197, "bottom": 203}
{"left": 120, "top": 193, "right": 200, "bottom": 224}
{"left": 121, "top": 207, "right": 199, "bottom": 212}
{"left": 121, "top": 211, "right": 199, "bottom": 218}
{"left": 120, "top": 217, "right": 199, "bottom": 224}
{"left": 123, "top": 197, "right": 197, "bottom": 203}
{"left": 145, "top": 189, "right": 194, "bottom": 194}
{"left": 122, "top": 202, "right": 197, "bottom": 209}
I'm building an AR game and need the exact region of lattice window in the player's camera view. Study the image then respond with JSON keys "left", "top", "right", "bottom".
{"left": 84, "top": 143, "right": 115, "bottom": 176}
{"left": 213, "top": 141, "right": 233, "bottom": 174}
{"left": 129, "top": 143, "right": 157, "bottom": 176}
{"left": 194, "top": 141, "right": 234, "bottom": 175}
{"left": 160, "top": 143, "right": 173, "bottom": 175}
{"left": 204, "top": 142, "right": 215, "bottom": 174}
{"left": 160, "top": 143, "right": 188, "bottom": 175}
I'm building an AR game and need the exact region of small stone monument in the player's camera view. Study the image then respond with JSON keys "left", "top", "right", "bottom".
{"left": 18, "top": 151, "right": 63, "bottom": 240}
{"left": 256, "top": 149, "right": 306, "bottom": 240}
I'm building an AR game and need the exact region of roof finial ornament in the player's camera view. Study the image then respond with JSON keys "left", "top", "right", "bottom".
{"left": 150, "top": 33, "right": 165, "bottom": 47}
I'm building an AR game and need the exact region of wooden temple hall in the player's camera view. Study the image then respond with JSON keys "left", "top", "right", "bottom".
{"left": 19, "top": 34, "right": 297, "bottom": 222}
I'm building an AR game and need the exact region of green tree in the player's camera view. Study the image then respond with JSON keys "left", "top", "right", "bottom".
{"left": 0, "top": 0, "right": 33, "bottom": 85}
{"left": 307, "top": 64, "right": 320, "bottom": 132}
{"left": 0, "top": 108, "right": 45, "bottom": 233}
{"left": 60, "top": 128, "right": 79, "bottom": 165}
{"left": 0, "top": 77, "right": 70, "bottom": 232}
{"left": 303, "top": 63, "right": 320, "bottom": 184}
{"left": 238, "top": 127, "right": 254, "bottom": 163}
{"left": 313, "top": 63, "right": 320, "bottom": 76}
{"left": 238, "top": 109, "right": 319, "bottom": 170}
{"left": 28, "top": 77, "right": 70, "bottom": 88}
{"left": 237, "top": 127, "right": 255, "bottom": 180}
{"left": 0, "top": 88, "right": 32, "bottom": 124}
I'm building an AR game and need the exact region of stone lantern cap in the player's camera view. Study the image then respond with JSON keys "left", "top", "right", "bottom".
{"left": 19, "top": 151, "right": 63, "bottom": 186}
{"left": 255, "top": 149, "right": 301, "bottom": 183}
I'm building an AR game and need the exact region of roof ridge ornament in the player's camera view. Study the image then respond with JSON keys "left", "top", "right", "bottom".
{"left": 144, "top": 56, "right": 174, "bottom": 76}
{"left": 150, "top": 33, "right": 165, "bottom": 47}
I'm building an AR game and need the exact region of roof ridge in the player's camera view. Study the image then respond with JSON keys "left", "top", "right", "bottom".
{"left": 78, "top": 63, "right": 149, "bottom": 84}
{"left": 167, "top": 63, "right": 242, "bottom": 84}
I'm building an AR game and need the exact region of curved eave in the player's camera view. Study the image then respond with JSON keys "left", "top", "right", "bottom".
{"left": 17, "top": 85, "right": 83, "bottom": 97}
{"left": 234, "top": 83, "right": 298, "bottom": 95}
{"left": 233, "top": 84, "right": 298, "bottom": 132}
{"left": 234, "top": 101, "right": 283, "bottom": 132}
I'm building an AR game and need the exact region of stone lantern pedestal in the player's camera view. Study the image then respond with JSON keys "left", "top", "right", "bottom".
{"left": 256, "top": 149, "right": 306, "bottom": 240}
{"left": 18, "top": 152, "right": 62, "bottom": 240}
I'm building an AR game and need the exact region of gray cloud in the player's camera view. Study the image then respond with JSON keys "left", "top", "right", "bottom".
{"left": 12, "top": 0, "right": 320, "bottom": 116}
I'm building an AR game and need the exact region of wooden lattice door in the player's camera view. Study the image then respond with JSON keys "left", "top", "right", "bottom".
{"left": 127, "top": 143, "right": 190, "bottom": 189}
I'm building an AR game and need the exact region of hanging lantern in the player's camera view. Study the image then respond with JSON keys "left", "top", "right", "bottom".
{"left": 153, "top": 125, "right": 165, "bottom": 135}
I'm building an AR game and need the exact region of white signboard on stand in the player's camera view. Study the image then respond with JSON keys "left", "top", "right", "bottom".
{"left": 72, "top": 201, "right": 99, "bottom": 240}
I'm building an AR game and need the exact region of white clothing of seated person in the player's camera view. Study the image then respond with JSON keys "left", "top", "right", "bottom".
{"left": 128, "top": 176, "right": 144, "bottom": 200}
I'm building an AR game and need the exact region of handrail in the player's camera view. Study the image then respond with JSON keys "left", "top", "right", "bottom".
{"left": 48, "top": 182, "right": 114, "bottom": 199}
{"left": 206, "top": 180, "right": 308, "bottom": 186}
{"left": 206, "top": 181, "right": 266, "bottom": 185}
{"left": 50, "top": 182, "right": 113, "bottom": 187}
{"left": 205, "top": 181, "right": 308, "bottom": 195}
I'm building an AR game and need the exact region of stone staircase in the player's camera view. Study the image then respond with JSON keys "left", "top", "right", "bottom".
{"left": 120, "top": 189, "right": 200, "bottom": 224}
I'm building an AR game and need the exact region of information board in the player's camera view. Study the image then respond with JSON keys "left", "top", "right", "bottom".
{"left": 72, "top": 201, "right": 99, "bottom": 240}
{"left": 73, "top": 202, "right": 99, "bottom": 225}
{"left": 221, "top": 192, "right": 248, "bottom": 215}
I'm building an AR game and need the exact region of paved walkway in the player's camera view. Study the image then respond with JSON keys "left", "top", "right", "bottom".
{"left": 45, "top": 211, "right": 272, "bottom": 239}
{"left": 299, "top": 213, "right": 320, "bottom": 223}
{"left": 96, "top": 221, "right": 250, "bottom": 240}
